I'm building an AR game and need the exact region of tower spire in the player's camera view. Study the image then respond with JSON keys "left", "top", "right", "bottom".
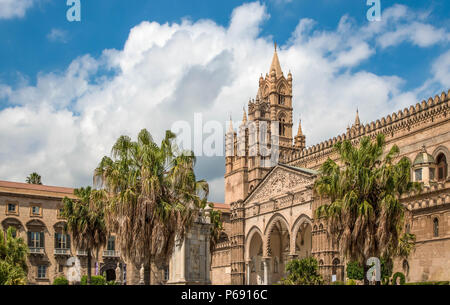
{"left": 354, "top": 108, "right": 360, "bottom": 126}
{"left": 242, "top": 107, "right": 247, "bottom": 123}
{"left": 228, "top": 115, "right": 234, "bottom": 133}
{"left": 296, "top": 118, "right": 303, "bottom": 137}
{"left": 269, "top": 43, "right": 283, "bottom": 77}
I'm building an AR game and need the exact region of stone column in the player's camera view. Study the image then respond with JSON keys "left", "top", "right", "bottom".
{"left": 246, "top": 260, "right": 251, "bottom": 285}
{"left": 139, "top": 264, "right": 144, "bottom": 285}
{"left": 262, "top": 257, "right": 271, "bottom": 285}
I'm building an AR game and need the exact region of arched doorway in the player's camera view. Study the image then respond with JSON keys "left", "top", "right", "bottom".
{"left": 247, "top": 230, "right": 263, "bottom": 285}
{"left": 294, "top": 222, "right": 312, "bottom": 259}
{"left": 267, "top": 218, "right": 290, "bottom": 284}
{"left": 332, "top": 258, "right": 344, "bottom": 282}
{"left": 105, "top": 269, "right": 116, "bottom": 282}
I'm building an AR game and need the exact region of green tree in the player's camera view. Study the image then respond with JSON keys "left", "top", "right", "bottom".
{"left": 314, "top": 134, "right": 421, "bottom": 284}
{"left": 208, "top": 204, "right": 224, "bottom": 252}
{"left": 93, "top": 129, "right": 209, "bottom": 284}
{"left": 61, "top": 186, "right": 107, "bottom": 285}
{"left": 281, "top": 257, "right": 323, "bottom": 285}
{"left": 26, "top": 172, "right": 42, "bottom": 185}
{"left": 346, "top": 261, "right": 364, "bottom": 281}
{"left": 0, "top": 227, "right": 28, "bottom": 285}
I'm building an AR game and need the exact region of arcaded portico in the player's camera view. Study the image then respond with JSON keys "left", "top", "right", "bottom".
{"left": 241, "top": 164, "right": 316, "bottom": 285}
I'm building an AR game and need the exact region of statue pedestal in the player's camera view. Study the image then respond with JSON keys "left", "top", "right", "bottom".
{"left": 167, "top": 213, "right": 211, "bottom": 285}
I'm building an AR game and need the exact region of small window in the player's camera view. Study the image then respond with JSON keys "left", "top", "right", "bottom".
{"left": 107, "top": 236, "right": 116, "bottom": 251}
{"left": 37, "top": 265, "right": 47, "bottom": 279}
{"left": 28, "top": 231, "right": 44, "bottom": 248}
{"left": 433, "top": 218, "right": 439, "bottom": 237}
{"left": 55, "top": 233, "right": 70, "bottom": 249}
{"left": 164, "top": 266, "right": 169, "bottom": 281}
{"left": 437, "top": 154, "right": 447, "bottom": 181}
{"left": 414, "top": 168, "right": 422, "bottom": 181}
{"left": 59, "top": 264, "right": 64, "bottom": 273}
{"left": 31, "top": 206, "right": 41, "bottom": 216}
{"left": 7, "top": 203, "right": 17, "bottom": 213}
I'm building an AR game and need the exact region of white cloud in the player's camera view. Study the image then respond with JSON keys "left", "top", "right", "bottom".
{"left": 0, "top": 2, "right": 448, "bottom": 202}
{"left": 47, "top": 28, "right": 69, "bottom": 43}
{"left": 432, "top": 50, "right": 450, "bottom": 88}
{"left": 0, "top": 0, "right": 35, "bottom": 19}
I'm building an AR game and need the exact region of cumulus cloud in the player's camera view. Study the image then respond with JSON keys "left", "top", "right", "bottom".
{"left": 0, "top": 0, "right": 36, "bottom": 19}
{"left": 47, "top": 28, "right": 69, "bottom": 43}
{"left": 365, "top": 4, "right": 450, "bottom": 48}
{"left": 0, "top": 2, "right": 448, "bottom": 202}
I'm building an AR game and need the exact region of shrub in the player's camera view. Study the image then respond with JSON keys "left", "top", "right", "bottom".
{"left": 346, "top": 279, "right": 357, "bottom": 285}
{"left": 106, "top": 280, "right": 119, "bottom": 285}
{"left": 281, "top": 257, "right": 323, "bottom": 285}
{"left": 346, "top": 261, "right": 364, "bottom": 280}
{"left": 80, "top": 275, "right": 107, "bottom": 285}
{"left": 381, "top": 276, "right": 390, "bottom": 285}
{"left": 53, "top": 276, "right": 69, "bottom": 285}
{"left": 332, "top": 281, "right": 345, "bottom": 285}
{"left": 391, "top": 272, "right": 406, "bottom": 285}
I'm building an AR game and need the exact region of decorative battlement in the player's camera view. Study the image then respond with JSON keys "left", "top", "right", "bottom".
{"left": 285, "top": 90, "right": 450, "bottom": 166}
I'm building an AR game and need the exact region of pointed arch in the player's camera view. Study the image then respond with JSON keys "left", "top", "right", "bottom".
{"left": 264, "top": 213, "right": 289, "bottom": 236}
{"left": 245, "top": 226, "right": 264, "bottom": 261}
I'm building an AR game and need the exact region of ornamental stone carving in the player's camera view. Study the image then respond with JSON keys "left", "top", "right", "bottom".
{"left": 248, "top": 168, "right": 311, "bottom": 203}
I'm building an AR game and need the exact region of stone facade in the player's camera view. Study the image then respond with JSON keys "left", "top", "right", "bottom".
{"left": 168, "top": 211, "right": 211, "bottom": 285}
{"left": 0, "top": 181, "right": 125, "bottom": 285}
{"left": 217, "top": 46, "right": 450, "bottom": 284}
{"left": 0, "top": 180, "right": 213, "bottom": 285}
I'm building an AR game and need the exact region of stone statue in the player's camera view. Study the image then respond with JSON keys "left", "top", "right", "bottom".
{"left": 115, "top": 262, "right": 122, "bottom": 284}
{"left": 66, "top": 256, "right": 81, "bottom": 284}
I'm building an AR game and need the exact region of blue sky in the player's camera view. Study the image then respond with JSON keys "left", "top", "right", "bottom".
{"left": 1, "top": 0, "right": 448, "bottom": 91}
{"left": 0, "top": 0, "right": 449, "bottom": 202}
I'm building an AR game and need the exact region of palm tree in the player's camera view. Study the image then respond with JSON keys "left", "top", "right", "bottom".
{"left": 26, "top": 172, "right": 42, "bottom": 185}
{"left": 314, "top": 134, "right": 421, "bottom": 284}
{"left": 208, "top": 205, "right": 223, "bottom": 253}
{"left": 93, "top": 129, "right": 208, "bottom": 284}
{"left": 0, "top": 227, "right": 28, "bottom": 285}
{"left": 61, "top": 186, "right": 107, "bottom": 285}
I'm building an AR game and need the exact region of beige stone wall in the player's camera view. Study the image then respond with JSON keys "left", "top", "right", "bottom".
{"left": 210, "top": 246, "right": 231, "bottom": 284}
{"left": 0, "top": 193, "right": 123, "bottom": 285}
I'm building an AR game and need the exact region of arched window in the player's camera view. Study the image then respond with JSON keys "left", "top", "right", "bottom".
{"left": 278, "top": 95, "right": 285, "bottom": 105}
{"left": 405, "top": 223, "right": 410, "bottom": 234}
{"left": 436, "top": 154, "right": 447, "bottom": 181}
{"left": 433, "top": 218, "right": 439, "bottom": 237}
{"left": 278, "top": 114, "right": 286, "bottom": 136}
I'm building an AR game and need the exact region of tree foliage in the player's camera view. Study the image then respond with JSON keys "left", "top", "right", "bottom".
{"left": 62, "top": 186, "right": 107, "bottom": 284}
{"left": 0, "top": 227, "right": 28, "bottom": 285}
{"left": 281, "top": 257, "right": 323, "bottom": 285}
{"left": 314, "top": 134, "right": 421, "bottom": 266}
{"left": 26, "top": 172, "right": 42, "bottom": 185}
{"left": 93, "top": 129, "right": 209, "bottom": 280}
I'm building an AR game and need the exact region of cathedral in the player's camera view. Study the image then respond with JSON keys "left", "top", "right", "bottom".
{"left": 210, "top": 47, "right": 450, "bottom": 285}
